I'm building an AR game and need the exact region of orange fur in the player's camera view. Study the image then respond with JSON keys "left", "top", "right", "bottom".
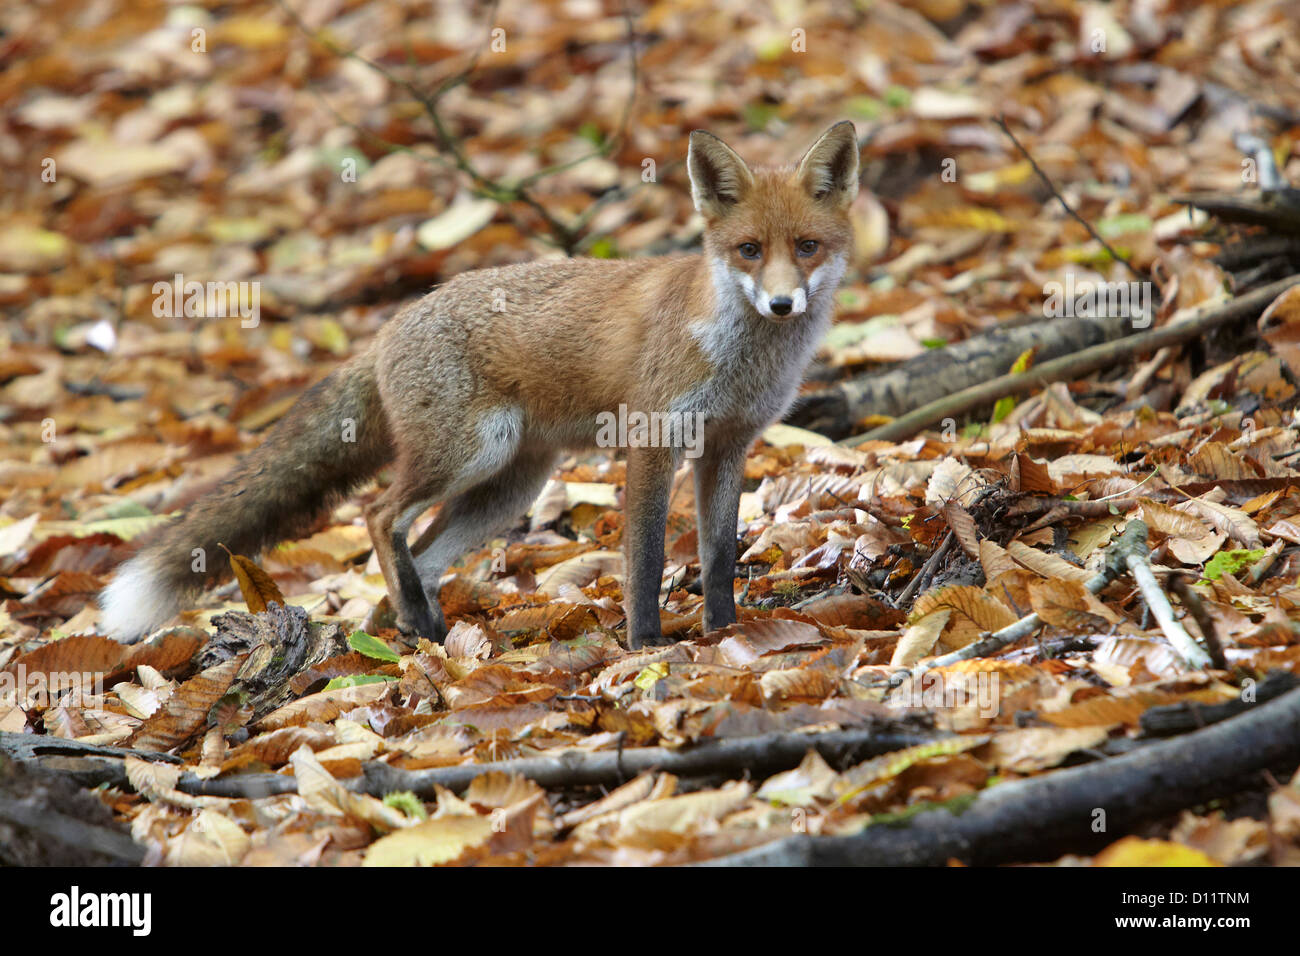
{"left": 100, "top": 122, "right": 860, "bottom": 648}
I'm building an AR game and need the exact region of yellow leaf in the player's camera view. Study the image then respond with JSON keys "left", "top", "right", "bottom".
{"left": 362, "top": 816, "right": 494, "bottom": 866}
{"left": 1095, "top": 836, "right": 1221, "bottom": 867}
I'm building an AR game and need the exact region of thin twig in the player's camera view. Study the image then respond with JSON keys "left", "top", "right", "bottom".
{"left": 894, "top": 531, "right": 955, "bottom": 609}
{"left": 994, "top": 115, "right": 1158, "bottom": 293}
{"left": 1167, "top": 573, "right": 1226, "bottom": 670}
{"left": 276, "top": 0, "right": 640, "bottom": 254}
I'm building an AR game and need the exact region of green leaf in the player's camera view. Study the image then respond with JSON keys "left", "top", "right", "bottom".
{"left": 1202, "top": 548, "right": 1267, "bottom": 581}
{"left": 324, "top": 674, "right": 397, "bottom": 690}
{"left": 348, "top": 630, "right": 401, "bottom": 662}
{"left": 884, "top": 85, "right": 912, "bottom": 109}
{"left": 383, "top": 791, "right": 428, "bottom": 820}
{"left": 920, "top": 337, "right": 948, "bottom": 349}
{"left": 743, "top": 103, "right": 780, "bottom": 131}
{"left": 1096, "top": 213, "right": 1152, "bottom": 239}
{"left": 991, "top": 395, "right": 1016, "bottom": 423}
{"left": 587, "top": 236, "right": 617, "bottom": 259}
{"left": 846, "top": 95, "right": 883, "bottom": 120}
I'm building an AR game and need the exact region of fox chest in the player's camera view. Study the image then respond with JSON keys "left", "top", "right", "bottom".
{"left": 674, "top": 310, "right": 829, "bottom": 437}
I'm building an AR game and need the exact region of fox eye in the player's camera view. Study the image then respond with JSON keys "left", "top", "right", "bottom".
{"left": 738, "top": 242, "right": 761, "bottom": 259}
{"left": 797, "top": 239, "right": 819, "bottom": 257}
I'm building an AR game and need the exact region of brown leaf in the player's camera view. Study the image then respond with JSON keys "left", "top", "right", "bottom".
{"left": 228, "top": 553, "right": 284, "bottom": 613}
{"left": 128, "top": 655, "right": 247, "bottom": 752}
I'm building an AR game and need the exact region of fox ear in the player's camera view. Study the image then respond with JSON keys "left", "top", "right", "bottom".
{"left": 688, "top": 131, "right": 754, "bottom": 219}
{"left": 797, "top": 121, "right": 859, "bottom": 206}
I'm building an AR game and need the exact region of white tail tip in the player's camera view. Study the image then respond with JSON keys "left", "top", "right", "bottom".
{"left": 99, "top": 556, "right": 180, "bottom": 643}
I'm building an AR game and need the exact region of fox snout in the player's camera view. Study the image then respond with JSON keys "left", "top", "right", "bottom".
{"left": 755, "top": 283, "right": 808, "bottom": 320}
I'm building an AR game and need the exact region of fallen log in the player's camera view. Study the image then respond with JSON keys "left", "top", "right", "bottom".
{"left": 838, "top": 274, "right": 1300, "bottom": 445}
{"left": 695, "top": 684, "right": 1300, "bottom": 866}
{"left": 788, "top": 312, "right": 1129, "bottom": 439}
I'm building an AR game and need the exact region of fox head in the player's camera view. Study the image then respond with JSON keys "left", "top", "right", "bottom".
{"left": 688, "top": 121, "right": 858, "bottom": 322}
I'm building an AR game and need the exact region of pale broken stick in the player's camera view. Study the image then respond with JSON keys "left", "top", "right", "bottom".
{"left": 894, "top": 520, "right": 1208, "bottom": 685}
{"left": 1124, "top": 544, "right": 1213, "bottom": 670}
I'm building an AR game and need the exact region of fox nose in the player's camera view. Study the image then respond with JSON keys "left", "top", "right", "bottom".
{"left": 770, "top": 296, "right": 793, "bottom": 316}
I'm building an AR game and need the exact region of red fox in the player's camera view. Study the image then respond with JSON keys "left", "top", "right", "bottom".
{"left": 100, "top": 122, "right": 860, "bottom": 649}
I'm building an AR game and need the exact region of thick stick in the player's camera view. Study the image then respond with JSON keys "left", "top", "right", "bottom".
{"left": 2, "top": 726, "right": 941, "bottom": 800}
{"left": 697, "top": 683, "right": 1300, "bottom": 866}
{"left": 842, "top": 275, "right": 1300, "bottom": 446}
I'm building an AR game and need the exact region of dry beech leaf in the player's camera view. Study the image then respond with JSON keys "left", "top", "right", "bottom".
{"left": 1012, "top": 452, "right": 1057, "bottom": 493}
{"left": 6, "top": 634, "right": 125, "bottom": 682}
{"left": 535, "top": 550, "right": 623, "bottom": 595}
{"left": 794, "top": 592, "right": 904, "bottom": 629}
{"left": 716, "top": 619, "right": 826, "bottom": 667}
{"left": 228, "top": 553, "right": 285, "bottom": 613}
{"left": 979, "top": 726, "right": 1108, "bottom": 773}
{"left": 363, "top": 815, "right": 494, "bottom": 867}
{"left": 165, "top": 809, "right": 251, "bottom": 866}
{"left": 257, "top": 679, "right": 392, "bottom": 731}
{"left": 290, "top": 745, "right": 411, "bottom": 832}
{"left": 1175, "top": 497, "right": 1262, "bottom": 549}
{"left": 891, "top": 609, "right": 951, "bottom": 667}
{"left": 925, "top": 457, "right": 976, "bottom": 507}
{"left": 942, "top": 502, "right": 979, "bottom": 558}
{"left": 1005, "top": 540, "right": 1094, "bottom": 584}
{"left": 912, "top": 586, "right": 1017, "bottom": 651}
{"left": 759, "top": 667, "right": 839, "bottom": 704}
{"left": 1169, "top": 810, "right": 1269, "bottom": 865}
{"left": 756, "top": 749, "right": 838, "bottom": 805}
{"left": 556, "top": 772, "right": 672, "bottom": 831}
{"left": 1185, "top": 442, "right": 1260, "bottom": 480}
{"left": 1027, "top": 578, "right": 1122, "bottom": 629}
{"left": 1139, "top": 499, "right": 1226, "bottom": 564}
{"left": 128, "top": 655, "right": 247, "bottom": 752}
{"left": 444, "top": 621, "right": 494, "bottom": 659}
{"left": 978, "top": 539, "right": 1018, "bottom": 582}
{"left": 606, "top": 781, "right": 752, "bottom": 838}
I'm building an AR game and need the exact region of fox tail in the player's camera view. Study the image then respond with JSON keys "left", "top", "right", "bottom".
{"left": 99, "top": 351, "right": 391, "bottom": 642}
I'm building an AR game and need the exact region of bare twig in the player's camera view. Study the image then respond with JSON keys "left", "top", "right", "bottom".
{"left": 276, "top": 0, "right": 640, "bottom": 254}
{"left": 894, "top": 531, "right": 955, "bottom": 609}
{"left": 1167, "top": 573, "right": 1227, "bottom": 670}
{"left": 994, "top": 115, "right": 1158, "bottom": 293}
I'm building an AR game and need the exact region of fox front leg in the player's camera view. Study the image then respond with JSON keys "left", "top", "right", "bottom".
{"left": 693, "top": 435, "right": 747, "bottom": 633}
{"left": 623, "top": 445, "right": 678, "bottom": 649}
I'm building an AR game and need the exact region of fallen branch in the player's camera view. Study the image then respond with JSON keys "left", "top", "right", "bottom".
{"left": 4, "top": 725, "right": 942, "bottom": 800}
{"left": 841, "top": 274, "right": 1300, "bottom": 445}
{"left": 1166, "top": 573, "right": 1226, "bottom": 669}
{"left": 789, "top": 312, "right": 1129, "bottom": 439}
{"left": 1139, "top": 671, "right": 1297, "bottom": 737}
{"left": 695, "top": 682, "right": 1300, "bottom": 866}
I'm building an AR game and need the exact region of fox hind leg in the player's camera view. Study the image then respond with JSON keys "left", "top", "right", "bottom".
{"left": 411, "top": 445, "right": 557, "bottom": 598}
{"left": 365, "top": 478, "right": 446, "bottom": 641}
